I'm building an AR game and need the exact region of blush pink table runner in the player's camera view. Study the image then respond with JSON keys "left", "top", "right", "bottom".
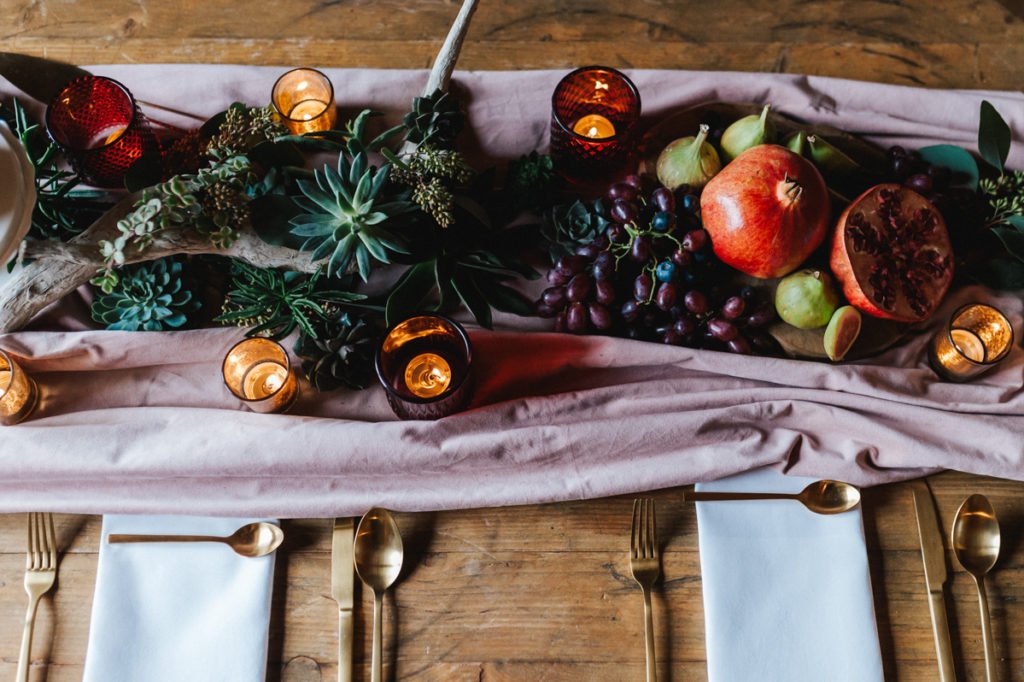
{"left": 0, "top": 66, "right": 1021, "bottom": 516}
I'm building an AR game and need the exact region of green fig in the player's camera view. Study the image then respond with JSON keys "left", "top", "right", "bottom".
{"left": 656, "top": 123, "right": 721, "bottom": 190}
{"left": 784, "top": 130, "right": 809, "bottom": 157}
{"left": 720, "top": 104, "right": 775, "bottom": 162}
{"left": 823, "top": 305, "right": 862, "bottom": 361}
{"left": 775, "top": 269, "right": 840, "bottom": 329}
{"left": 806, "top": 134, "right": 862, "bottom": 179}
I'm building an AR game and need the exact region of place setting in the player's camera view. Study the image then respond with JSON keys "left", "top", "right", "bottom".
{"left": 0, "top": 0, "right": 1022, "bottom": 679}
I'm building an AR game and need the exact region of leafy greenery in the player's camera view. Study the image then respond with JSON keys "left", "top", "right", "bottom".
{"left": 403, "top": 89, "right": 464, "bottom": 150}
{"left": 91, "top": 257, "right": 200, "bottom": 331}
{"left": 216, "top": 260, "right": 366, "bottom": 341}
{"left": 294, "top": 311, "right": 380, "bottom": 391}
{"left": 979, "top": 100, "right": 1011, "bottom": 174}
{"left": 975, "top": 102, "right": 1024, "bottom": 289}
{"left": 540, "top": 200, "right": 609, "bottom": 260}
{"left": 505, "top": 152, "right": 560, "bottom": 213}
{"left": 387, "top": 144, "right": 473, "bottom": 228}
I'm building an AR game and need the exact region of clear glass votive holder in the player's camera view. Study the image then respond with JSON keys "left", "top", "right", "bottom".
{"left": 222, "top": 337, "right": 299, "bottom": 414}
{"left": 375, "top": 314, "right": 473, "bottom": 420}
{"left": 550, "top": 66, "right": 641, "bottom": 183}
{"left": 271, "top": 68, "right": 338, "bottom": 135}
{"left": 928, "top": 303, "right": 1014, "bottom": 382}
{"left": 45, "top": 76, "right": 160, "bottom": 188}
{"left": 0, "top": 349, "right": 38, "bottom": 425}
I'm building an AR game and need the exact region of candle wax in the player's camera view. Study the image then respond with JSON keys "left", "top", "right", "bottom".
{"left": 951, "top": 328, "right": 986, "bottom": 363}
{"left": 90, "top": 125, "right": 127, "bottom": 149}
{"left": 573, "top": 114, "right": 616, "bottom": 139}
{"left": 242, "top": 361, "right": 289, "bottom": 400}
{"left": 404, "top": 352, "right": 452, "bottom": 399}
{"left": 288, "top": 99, "right": 330, "bottom": 122}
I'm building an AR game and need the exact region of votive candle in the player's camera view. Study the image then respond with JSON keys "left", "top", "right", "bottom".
{"left": 0, "top": 350, "right": 38, "bottom": 425}
{"left": 222, "top": 338, "right": 299, "bottom": 413}
{"left": 928, "top": 303, "right": 1014, "bottom": 382}
{"left": 271, "top": 68, "right": 338, "bottom": 135}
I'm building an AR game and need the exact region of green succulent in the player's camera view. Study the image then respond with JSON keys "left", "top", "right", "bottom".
{"left": 290, "top": 147, "right": 414, "bottom": 280}
{"left": 216, "top": 260, "right": 366, "bottom": 341}
{"left": 403, "top": 89, "right": 464, "bottom": 150}
{"left": 541, "top": 200, "right": 610, "bottom": 260}
{"left": 91, "top": 257, "right": 200, "bottom": 331}
{"left": 506, "top": 152, "right": 559, "bottom": 213}
{"left": 295, "top": 312, "right": 379, "bottom": 391}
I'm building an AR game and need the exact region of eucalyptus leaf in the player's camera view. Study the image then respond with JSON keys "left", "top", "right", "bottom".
{"left": 979, "top": 100, "right": 1011, "bottom": 173}
{"left": 918, "top": 145, "right": 979, "bottom": 191}
{"left": 992, "top": 225, "right": 1024, "bottom": 261}
{"left": 451, "top": 267, "right": 492, "bottom": 329}
{"left": 476, "top": 278, "right": 535, "bottom": 317}
{"left": 385, "top": 260, "right": 436, "bottom": 325}
{"left": 1008, "top": 215, "right": 1024, "bottom": 231}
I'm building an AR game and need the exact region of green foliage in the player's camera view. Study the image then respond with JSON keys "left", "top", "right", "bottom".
{"left": 294, "top": 311, "right": 379, "bottom": 391}
{"left": 917, "top": 145, "right": 979, "bottom": 192}
{"left": 403, "top": 89, "right": 464, "bottom": 150}
{"left": 216, "top": 261, "right": 366, "bottom": 341}
{"left": 206, "top": 104, "right": 286, "bottom": 160}
{"left": 290, "top": 141, "right": 414, "bottom": 281}
{"left": 505, "top": 152, "right": 560, "bottom": 213}
{"left": 979, "top": 100, "right": 1011, "bottom": 173}
{"left": 540, "top": 200, "right": 609, "bottom": 260}
{"left": 4, "top": 98, "right": 111, "bottom": 241}
{"left": 387, "top": 145, "right": 473, "bottom": 228}
{"left": 91, "top": 257, "right": 200, "bottom": 331}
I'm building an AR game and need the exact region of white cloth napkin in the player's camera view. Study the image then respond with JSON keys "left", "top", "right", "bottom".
{"left": 695, "top": 467, "right": 884, "bottom": 682}
{"left": 83, "top": 515, "right": 277, "bottom": 682}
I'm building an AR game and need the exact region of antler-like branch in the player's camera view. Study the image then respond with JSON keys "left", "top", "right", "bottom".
{"left": 0, "top": 0, "right": 482, "bottom": 333}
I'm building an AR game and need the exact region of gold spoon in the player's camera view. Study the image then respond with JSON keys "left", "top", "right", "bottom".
{"left": 952, "top": 494, "right": 1001, "bottom": 682}
{"left": 354, "top": 507, "right": 404, "bottom": 682}
{"left": 108, "top": 521, "right": 284, "bottom": 558}
{"left": 685, "top": 479, "right": 861, "bottom": 515}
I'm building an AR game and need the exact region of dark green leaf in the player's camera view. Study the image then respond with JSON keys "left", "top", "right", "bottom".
{"left": 918, "top": 145, "right": 979, "bottom": 191}
{"left": 385, "top": 260, "right": 436, "bottom": 325}
{"left": 992, "top": 226, "right": 1024, "bottom": 261}
{"left": 1008, "top": 215, "right": 1024, "bottom": 231}
{"left": 200, "top": 110, "right": 229, "bottom": 138}
{"left": 452, "top": 267, "right": 492, "bottom": 329}
{"left": 250, "top": 194, "right": 305, "bottom": 248}
{"left": 979, "top": 100, "right": 1011, "bottom": 173}
{"left": 974, "top": 257, "right": 1024, "bottom": 290}
{"left": 476, "top": 278, "right": 535, "bottom": 317}
{"left": 248, "top": 139, "right": 304, "bottom": 169}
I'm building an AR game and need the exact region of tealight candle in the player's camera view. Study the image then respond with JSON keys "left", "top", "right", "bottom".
{"left": 0, "top": 350, "right": 38, "bottom": 425}
{"left": 45, "top": 76, "right": 160, "bottom": 188}
{"left": 375, "top": 314, "right": 473, "bottom": 420}
{"left": 222, "top": 338, "right": 299, "bottom": 413}
{"left": 550, "top": 66, "right": 640, "bottom": 183}
{"left": 928, "top": 303, "right": 1014, "bottom": 382}
{"left": 271, "top": 68, "right": 338, "bottom": 135}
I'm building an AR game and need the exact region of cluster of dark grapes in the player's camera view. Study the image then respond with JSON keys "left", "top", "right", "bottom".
{"left": 536, "top": 175, "right": 778, "bottom": 354}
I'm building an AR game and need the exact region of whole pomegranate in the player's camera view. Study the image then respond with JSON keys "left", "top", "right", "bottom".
{"left": 700, "top": 144, "right": 830, "bottom": 279}
{"left": 831, "top": 184, "right": 953, "bottom": 323}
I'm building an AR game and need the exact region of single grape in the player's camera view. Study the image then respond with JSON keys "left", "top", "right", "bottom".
{"left": 634, "top": 272, "right": 654, "bottom": 301}
{"left": 651, "top": 186, "right": 675, "bottom": 213}
{"left": 606, "top": 223, "right": 628, "bottom": 244}
{"left": 651, "top": 211, "right": 675, "bottom": 233}
{"left": 554, "top": 312, "right": 567, "bottom": 332}
{"left": 708, "top": 319, "right": 739, "bottom": 342}
{"left": 673, "top": 315, "right": 697, "bottom": 337}
{"left": 682, "top": 194, "right": 699, "bottom": 214}
{"left": 740, "top": 285, "right": 757, "bottom": 301}
{"left": 620, "top": 299, "right": 642, "bottom": 322}
{"left": 727, "top": 336, "right": 753, "bottom": 354}
{"left": 567, "top": 274, "right": 593, "bottom": 302}
{"left": 623, "top": 174, "right": 643, "bottom": 190}
{"left": 566, "top": 302, "right": 588, "bottom": 333}
{"left": 542, "top": 286, "right": 568, "bottom": 309}
{"left": 655, "top": 282, "right": 678, "bottom": 311}
{"left": 557, "top": 255, "right": 588, "bottom": 274}
{"left": 655, "top": 260, "right": 677, "bottom": 283}
{"left": 750, "top": 332, "right": 776, "bottom": 352}
{"left": 593, "top": 251, "right": 615, "bottom": 280}
{"left": 892, "top": 156, "right": 912, "bottom": 179}
{"left": 670, "top": 248, "right": 694, "bottom": 269}
{"left": 721, "top": 295, "right": 746, "bottom": 320}
{"left": 927, "top": 164, "right": 951, "bottom": 190}
{"left": 630, "top": 235, "right": 652, "bottom": 262}
{"left": 607, "top": 182, "right": 638, "bottom": 202}
{"left": 682, "top": 229, "right": 708, "bottom": 252}
{"left": 744, "top": 302, "right": 776, "bottom": 327}
{"left": 547, "top": 268, "right": 571, "bottom": 286}
{"left": 595, "top": 279, "right": 616, "bottom": 305}
{"left": 575, "top": 242, "right": 601, "bottom": 260}
{"left": 588, "top": 303, "right": 613, "bottom": 330}
{"left": 535, "top": 302, "right": 559, "bottom": 318}
{"left": 662, "top": 329, "right": 684, "bottom": 345}
{"left": 905, "top": 173, "right": 933, "bottom": 194}
{"left": 684, "top": 290, "right": 709, "bottom": 314}
{"left": 592, "top": 234, "right": 610, "bottom": 250}
{"left": 611, "top": 199, "right": 639, "bottom": 224}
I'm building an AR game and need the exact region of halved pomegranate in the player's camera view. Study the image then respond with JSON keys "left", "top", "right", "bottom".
{"left": 831, "top": 184, "right": 953, "bottom": 323}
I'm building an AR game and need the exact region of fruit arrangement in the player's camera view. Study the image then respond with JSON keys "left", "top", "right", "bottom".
{"left": 533, "top": 100, "right": 991, "bottom": 362}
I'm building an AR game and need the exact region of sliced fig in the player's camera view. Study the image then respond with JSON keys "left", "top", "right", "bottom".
{"left": 831, "top": 184, "right": 953, "bottom": 322}
{"left": 823, "top": 306, "right": 862, "bottom": 361}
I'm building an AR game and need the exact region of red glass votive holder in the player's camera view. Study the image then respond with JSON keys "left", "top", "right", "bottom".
{"left": 45, "top": 76, "right": 160, "bottom": 188}
{"left": 375, "top": 314, "right": 474, "bottom": 420}
{"left": 550, "top": 66, "right": 641, "bottom": 183}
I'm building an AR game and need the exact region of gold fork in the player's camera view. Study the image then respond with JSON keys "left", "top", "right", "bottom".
{"left": 630, "top": 498, "right": 660, "bottom": 682}
{"left": 17, "top": 512, "right": 57, "bottom": 682}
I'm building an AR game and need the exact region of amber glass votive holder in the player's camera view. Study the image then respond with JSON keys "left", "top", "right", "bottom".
{"left": 0, "top": 350, "right": 38, "bottom": 425}
{"left": 271, "top": 68, "right": 338, "bottom": 135}
{"left": 222, "top": 338, "right": 299, "bottom": 414}
{"left": 550, "top": 66, "right": 641, "bottom": 183}
{"left": 45, "top": 76, "right": 159, "bottom": 188}
{"left": 928, "top": 303, "right": 1014, "bottom": 382}
{"left": 375, "top": 314, "right": 474, "bottom": 420}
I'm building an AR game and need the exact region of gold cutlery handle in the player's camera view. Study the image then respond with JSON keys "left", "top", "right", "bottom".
{"left": 338, "top": 608, "right": 354, "bottom": 682}
{"left": 686, "top": 492, "right": 796, "bottom": 502}
{"left": 108, "top": 534, "right": 224, "bottom": 544}
{"left": 976, "top": 578, "right": 996, "bottom": 682}
{"left": 926, "top": 590, "right": 956, "bottom": 682}
{"left": 371, "top": 592, "right": 384, "bottom": 682}
{"left": 642, "top": 586, "right": 656, "bottom": 682}
{"left": 16, "top": 593, "right": 42, "bottom": 682}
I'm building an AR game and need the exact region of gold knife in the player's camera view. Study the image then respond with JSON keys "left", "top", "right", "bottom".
{"left": 332, "top": 518, "right": 355, "bottom": 682}
{"left": 910, "top": 480, "right": 957, "bottom": 682}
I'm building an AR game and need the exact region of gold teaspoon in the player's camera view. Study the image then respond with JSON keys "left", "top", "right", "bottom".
{"left": 952, "top": 494, "right": 1001, "bottom": 682}
{"left": 353, "top": 507, "right": 404, "bottom": 682}
{"left": 685, "top": 479, "right": 861, "bottom": 515}
{"left": 108, "top": 521, "right": 284, "bottom": 558}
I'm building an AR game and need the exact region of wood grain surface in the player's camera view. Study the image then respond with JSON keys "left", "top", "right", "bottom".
{"left": 2, "top": 1, "right": 1024, "bottom": 680}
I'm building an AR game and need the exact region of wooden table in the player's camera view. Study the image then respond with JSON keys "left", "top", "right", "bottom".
{"left": 1, "top": 1, "right": 1023, "bottom": 680}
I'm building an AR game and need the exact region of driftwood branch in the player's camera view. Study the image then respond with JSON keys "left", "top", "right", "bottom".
{"left": 0, "top": 0, "right": 481, "bottom": 333}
